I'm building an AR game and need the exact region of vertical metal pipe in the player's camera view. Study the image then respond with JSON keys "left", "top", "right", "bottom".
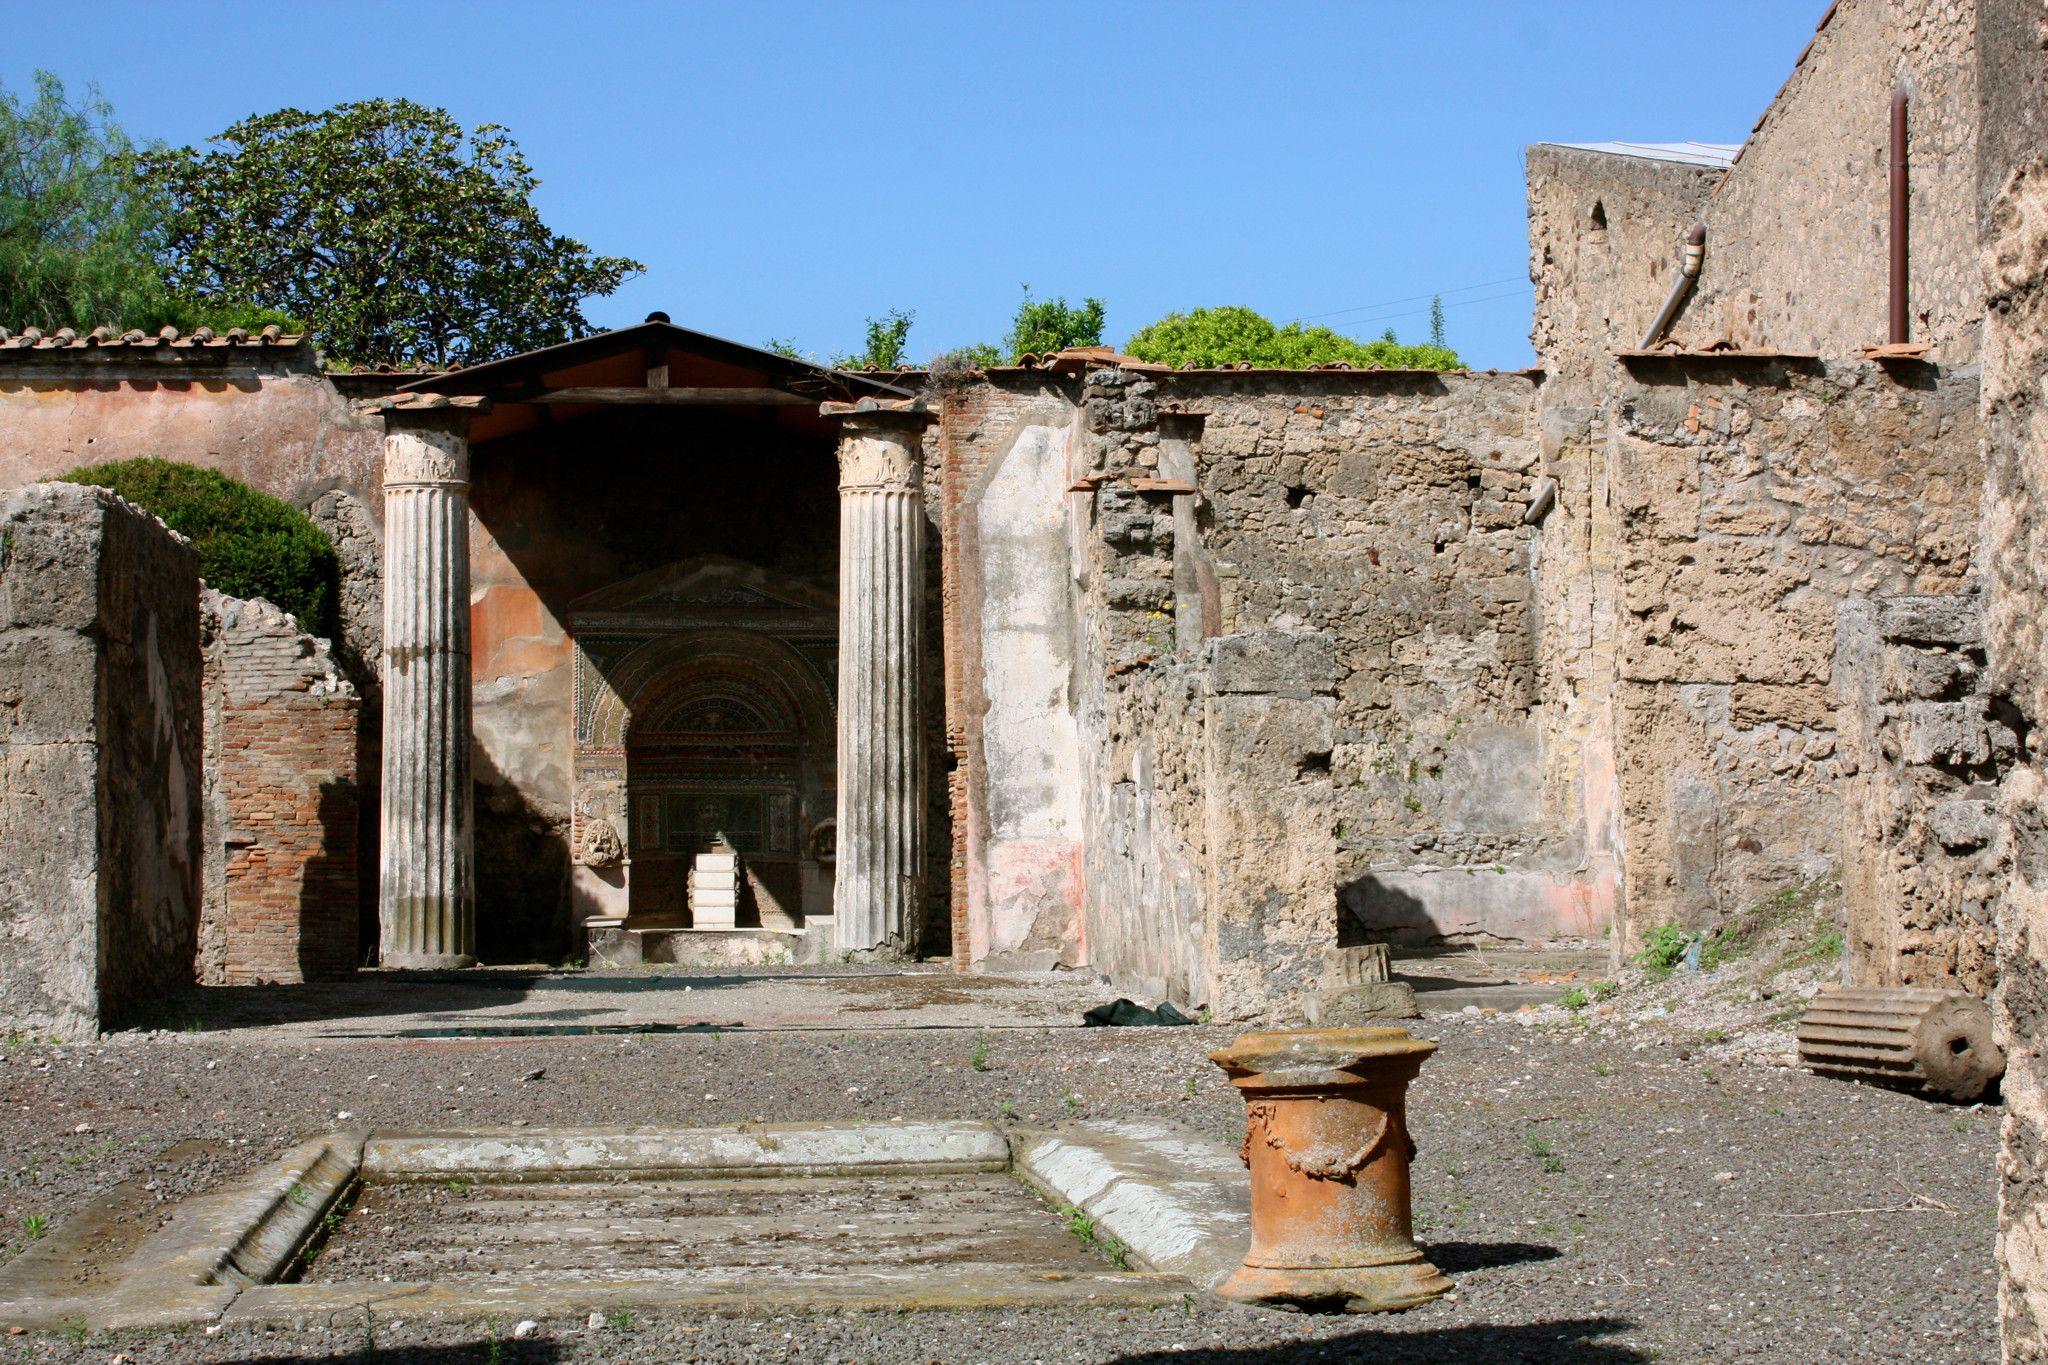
{"left": 1890, "top": 85, "right": 1910, "bottom": 345}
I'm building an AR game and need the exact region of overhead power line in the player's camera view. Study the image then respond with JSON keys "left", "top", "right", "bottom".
{"left": 1335, "top": 286, "right": 1532, "bottom": 331}
{"left": 1302, "top": 276, "right": 1528, "bottom": 323}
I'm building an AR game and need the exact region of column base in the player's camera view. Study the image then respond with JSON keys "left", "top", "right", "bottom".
{"left": 380, "top": 952, "right": 477, "bottom": 971}
{"left": 1215, "top": 1255, "right": 1452, "bottom": 1314}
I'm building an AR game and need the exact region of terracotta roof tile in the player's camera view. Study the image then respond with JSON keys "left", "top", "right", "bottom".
{"left": 0, "top": 323, "right": 303, "bottom": 353}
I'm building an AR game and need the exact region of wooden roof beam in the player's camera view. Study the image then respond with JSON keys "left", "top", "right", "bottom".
{"left": 505, "top": 385, "right": 812, "bottom": 406}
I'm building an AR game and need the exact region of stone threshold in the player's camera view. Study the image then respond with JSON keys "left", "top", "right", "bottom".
{"left": 0, "top": 1119, "right": 1250, "bottom": 1330}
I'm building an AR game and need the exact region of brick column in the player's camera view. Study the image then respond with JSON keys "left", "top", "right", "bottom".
{"left": 828, "top": 401, "right": 932, "bottom": 954}
{"left": 374, "top": 398, "right": 482, "bottom": 969}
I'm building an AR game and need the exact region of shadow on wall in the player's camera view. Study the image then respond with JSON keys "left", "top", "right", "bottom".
{"left": 474, "top": 744, "right": 572, "bottom": 965}
{"left": 1337, "top": 875, "right": 1429, "bottom": 946}
{"left": 300, "top": 778, "right": 360, "bottom": 981}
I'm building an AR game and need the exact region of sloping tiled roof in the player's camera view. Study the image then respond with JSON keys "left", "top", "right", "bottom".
{"left": 0, "top": 324, "right": 302, "bottom": 352}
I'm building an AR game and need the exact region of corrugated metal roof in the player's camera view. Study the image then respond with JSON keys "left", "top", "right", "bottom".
{"left": 1544, "top": 141, "right": 1742, "bottom": 168}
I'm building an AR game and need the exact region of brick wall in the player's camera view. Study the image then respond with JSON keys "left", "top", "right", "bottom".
{"left": 200, "top": 592, "right": 359, "bottom": 984}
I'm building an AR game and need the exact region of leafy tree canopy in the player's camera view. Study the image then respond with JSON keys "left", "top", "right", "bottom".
{"left": 57, "top": 458, "right": 338, "bottom": 640}
{"left": 1004, "top": 287, "right": 1105, "bottom": 359}
{"left": 0, "top": 71, "right": 290, "bottom": 334}
{"left": 137, "top": 99, "right": 642, "bottom": 369}
{"left": 834, "top": 308, "right": 913, "bottom": 369}
{"left": 1124, "top": 305, "right": 1461, "bottom": 371}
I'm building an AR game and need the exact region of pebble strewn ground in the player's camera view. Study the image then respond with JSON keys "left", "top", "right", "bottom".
{"left": 0, "top": 965, "right": 2003, "bottom": 1363}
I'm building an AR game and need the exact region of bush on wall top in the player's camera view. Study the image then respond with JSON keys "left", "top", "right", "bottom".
{"left": 1123, "top": 305, "right": 1462, "bottom": 372}
{"left": 55, "top": 457, "right": 339, "bottom": 641}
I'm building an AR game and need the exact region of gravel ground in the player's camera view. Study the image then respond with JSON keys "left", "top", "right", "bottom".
{"left": 0, "top": 968, "right": 2002, "bottom": 1363}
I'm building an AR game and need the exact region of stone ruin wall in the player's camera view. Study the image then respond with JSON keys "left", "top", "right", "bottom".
{"left": 1175, "top": 371, "right": 1582, "bottom": 945}
{"left": 1835, "top": 592, "right": 2004, "bottom": 996}
{"left": 0, "top": 484, "right": 201, "bottom": 1039}
{"left": 944, "top": 363, "right": 1602, "bottom": 1009}
{"left": 1985, "top": 150, "right": 2048, "bottom": 1360}
{"left": 1609, "top": 358, "right": 1980, "bottom": 937}
{"left": 199, "top": 591, "right": 359, "bottom": 986}
{"left": 1679, "top": 0, "right": 1986, "bottom": 361}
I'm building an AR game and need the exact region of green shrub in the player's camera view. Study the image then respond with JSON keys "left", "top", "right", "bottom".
{"left": 55, "top": 458, "right": 338, "bottom": 639}
{"left": 1635, "top": 922, "right": 1695, "bottom": 980}
{"left": 1123, "top": 305, "right": 1462, "bottom": 371}
{"left": 1005, "top": 288, "right": 1106, "bottom": 359}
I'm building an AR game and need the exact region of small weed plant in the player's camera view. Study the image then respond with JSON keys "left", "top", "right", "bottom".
{"left": 24, "top": 1214, "right": 47, "bottom": 1240}
{"left": 1058, "top": 1204, "right": 1132, "bottom": 1270}
{"left": 969, "top": 1031, "right": 991, "bottom": 1072}
{"left": 1636, "top": 922, "right": 1695, "bottom": 979}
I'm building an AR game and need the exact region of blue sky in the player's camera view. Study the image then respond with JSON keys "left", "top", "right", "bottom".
{"left": 10, "top": 2, "right": 1828, "bottom": 370}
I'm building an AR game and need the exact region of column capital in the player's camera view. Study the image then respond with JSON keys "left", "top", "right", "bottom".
{"left": 370, "top": 396, "right": 486, "bottom": 489}
{"left": 827, "top": 400, "right": 932, "bottom": 494}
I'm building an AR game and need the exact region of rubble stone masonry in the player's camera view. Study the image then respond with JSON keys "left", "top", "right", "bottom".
{"left": 199, "top": 591, "right": 359, "bottom": 985}
{"left": 1610, "top": 357, "right": 1979, "bottom": 935}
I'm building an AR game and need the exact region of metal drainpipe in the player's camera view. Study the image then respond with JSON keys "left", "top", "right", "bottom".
{"left": 1890, "top": 84, "right": 1910, "bottom": 345}
{"left": 1639, "top": 222, "right": 1708, "bottom": 349}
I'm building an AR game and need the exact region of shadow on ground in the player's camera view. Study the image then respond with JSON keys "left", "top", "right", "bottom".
{"left": 1426, "top": 1240, "right": 1564, "bottom": 1274}
{"left": 194, "top": 1349, "right": 561, "bottom": 1364}
{"left": 1113, "top": 1317, "right": 1646, "bottom": 1363}
{"left": 127, "top": 970, "right": 807, "bottom": 1033}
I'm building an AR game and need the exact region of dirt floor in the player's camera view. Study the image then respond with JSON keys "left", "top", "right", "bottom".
{"left": 0, "top": 942, "right": 2003, "bottom": 1363}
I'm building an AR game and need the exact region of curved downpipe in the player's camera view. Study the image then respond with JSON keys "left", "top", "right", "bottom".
{"left": 1639, "top": 222, "right": 1708, "bottom": 349}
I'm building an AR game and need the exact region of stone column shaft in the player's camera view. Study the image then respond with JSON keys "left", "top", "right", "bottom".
{"left": 379, "top": 409, "right": 476, "bottom": 968}
{"left": 834, "top": 410, "right": 929, "bottom": 953}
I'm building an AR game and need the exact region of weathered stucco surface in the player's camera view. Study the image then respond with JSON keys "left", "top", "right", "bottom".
{"left": 0, "top": 483, "right": 200, "bottom": 1039}
{"left": 971, "top": 414, "right": 1085, "bottom": 968}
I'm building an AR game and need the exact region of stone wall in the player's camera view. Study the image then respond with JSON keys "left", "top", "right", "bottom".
{"left": 1169, "top": 371, "right": 1594, "bottom": 944}
{"left": 1525, "top": 144, "right": 1724, "bottom": 379}
{"left": 199, "top": 592, "right": 359, "bottom": 985}
{"left": 0, "top": 483, "right": 201, "bottom": 1039}
{"left": 1679, "top": 0, "right": 1986, "bottom": 360}
{"left": 1835, "top": 593, "right": 2003, "bottom": 993}
{"left": 1609, "top": 357, "right": 1979, "bottom": 938}
{"left": 1985, "top": 151, "right": 2048, "bottom": 1360}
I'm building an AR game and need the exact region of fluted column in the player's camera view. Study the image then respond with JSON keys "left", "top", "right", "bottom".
{"left": 377, "top": 401, "right": 479, "bottom": 969}
{"left": 831, "top": 404, "right": 931, "bottom": 954}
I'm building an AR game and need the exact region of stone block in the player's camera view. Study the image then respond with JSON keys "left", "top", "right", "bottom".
{"left": 1206, "top": 632, "right": 1338, "bottom": 696}
{"left": 1302, "top": 982, "right": 1420, "bottom": 1023}
{"left": 1929, "top": 798, "right": 1996, "bottom": 852}
{"left": 1900, "top": 701, "right": 1992, "bottom": 766}
{"left": 1876, "top": 595, "right": 1983, "bottom": 648}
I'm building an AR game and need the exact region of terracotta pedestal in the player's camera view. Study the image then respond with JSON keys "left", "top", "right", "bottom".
{"left": 1210, "top": 1027, "right": 1451, "bottom": 1312}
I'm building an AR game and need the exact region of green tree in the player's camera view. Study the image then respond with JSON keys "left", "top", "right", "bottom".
{"left": 57, "top": 458, "right": 339, "bottom": 640}
{"left": 1429, "top": 294, "right": 1447, "bottom": 349}
{"left": 137, "top": 99, "right": 642, "bottom": 368}
{"left": 834, "top": 308, "right": 914, "bottom": 369}
{"left": 0, "top": 71, "right": 180, "bottom": 331}
{"left": 1003, "top": 287, "right": 1106, "bottom": 359}
{"left": 1124, "top": 305, "right": 1460, "bottom": 371}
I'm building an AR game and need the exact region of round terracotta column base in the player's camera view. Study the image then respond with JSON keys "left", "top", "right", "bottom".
{"left": 1216, "top": 1257, "right": 1453, "bottom": 1314}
